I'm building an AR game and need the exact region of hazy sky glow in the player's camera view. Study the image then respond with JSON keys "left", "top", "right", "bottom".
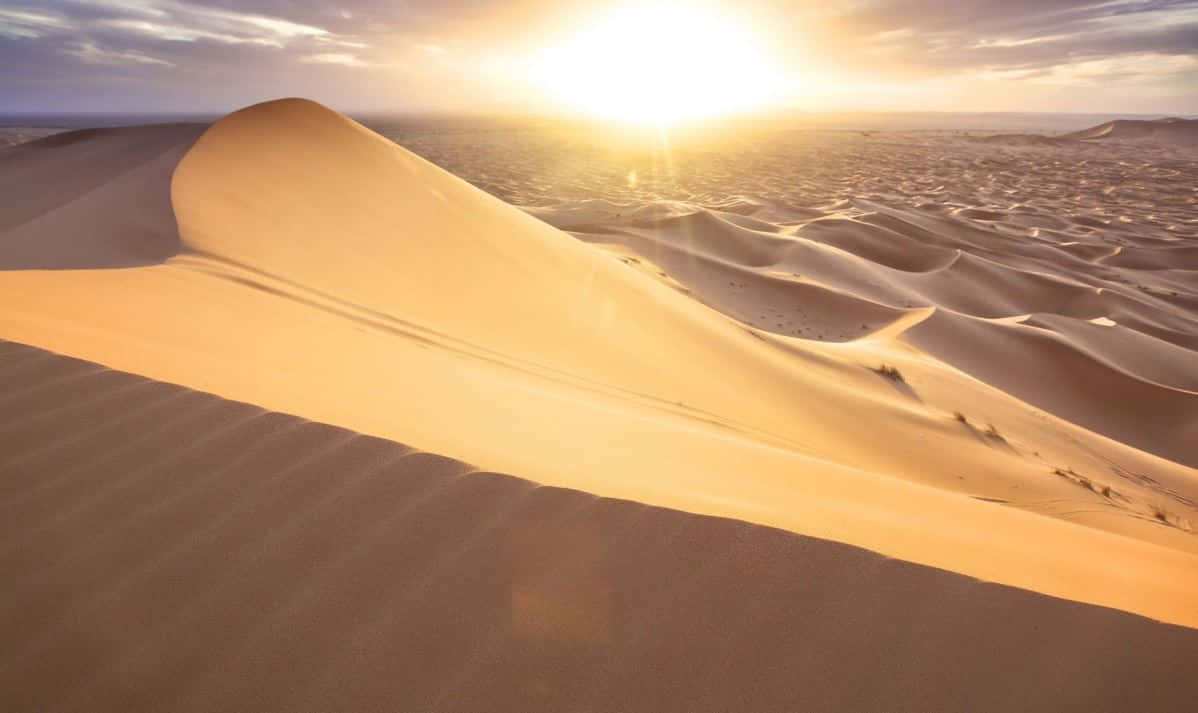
{"left": 1, "top": 0, "right": 1196, "bottom": 115}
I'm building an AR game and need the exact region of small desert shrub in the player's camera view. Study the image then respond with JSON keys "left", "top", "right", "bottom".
{"left": 953, "top": 412, "right": 967, "bottom": 424}
{"left": 875, "top": 364, "right": 904, "bottom": 382}
{"left": 983, "top": 423, "right": 1006, "bottom": 443}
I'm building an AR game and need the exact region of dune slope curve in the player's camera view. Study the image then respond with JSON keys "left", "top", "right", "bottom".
{"left": 166, "top": 99, "right": 1025, "bottom": 499}
{"left": 171, "top": 98, "right": 864, "bottom": 442}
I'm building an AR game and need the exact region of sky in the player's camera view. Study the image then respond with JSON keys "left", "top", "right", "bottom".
{"left": 1, "top": 0, "right": 1196, "bottom": 116}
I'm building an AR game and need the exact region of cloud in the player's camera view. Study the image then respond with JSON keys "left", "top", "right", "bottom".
{"left": 299, "top": 51, "right": 366, "bottom": 66}
{"left": 64, "top": 38, "right": 173, "bottom": 65}
{"left": 0, "top": 7, "right": 73, "bottom": 38}
{"left": 788, "top": 0, "right": 1198, "bottom": 75}
{"left": 0, "top": 0, "right": 1194, "bottom": 112}
{"left": 1, "top": 0, "right": 363, "bottom": 53}
{"left": 77, "top": 0, "right": 339, "bottom": 44}
{"left": 99, "top": 18, "right": 285, "bottom": 46}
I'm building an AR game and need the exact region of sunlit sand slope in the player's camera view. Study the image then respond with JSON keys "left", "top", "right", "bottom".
{"left": 1, "top": 99, "right": 1196, "bottom": 628}
{"left": 3, "top": 341, "right": 1197, "bottom": 713}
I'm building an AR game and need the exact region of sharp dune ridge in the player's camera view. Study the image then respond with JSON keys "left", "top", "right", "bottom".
{"left": 2, "top": 339, "right": 1198, "bottom": 713}
{"left": 2, "top": 97, "right": 1198, "bottom": 705}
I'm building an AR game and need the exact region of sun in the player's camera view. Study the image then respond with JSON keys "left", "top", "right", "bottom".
{"left": 532, "top": 3, "right": 784, "bottom": 124}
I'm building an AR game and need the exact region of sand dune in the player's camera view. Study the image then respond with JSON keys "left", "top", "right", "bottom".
{"left": 964, "top": 133, "right": 1070, "bottom": 147}
{"left": 796, "top": 216, "right": 959, "bottom": 272}
{"left": 3, "top": 340, "right": 1198, "bottom": 712}
{"left": 3, "top": 98, "right": 1198, "bottom": 706}
{"left": 519, "top": 150, "right": 1198, "bottom": 472}
{"left": 959, "top": 117, "right": 1198, "bottom": 150}
{"left": 1064, "top": 117, "right": 1198, "bottom": 145}
{"left": 543, "top": 197, "right": 1198, "bottom": 468}
{"left": 904, "top": 309, "right": 1198, "bottom": 469}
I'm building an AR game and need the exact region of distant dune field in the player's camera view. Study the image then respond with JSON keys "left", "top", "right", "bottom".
{"left": 2, "top": 99, "right": 1197, "bottom": 711}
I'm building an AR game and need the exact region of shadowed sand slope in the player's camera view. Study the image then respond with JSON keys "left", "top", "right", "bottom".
{"left": 905, "top": 309, "right": 1198, "bottom": 467}
{"left": 0, "top": 125, "right": 205, "bottom": 269}
{"left": 3, "top": 99, "right": 1198, "bottom": 631}
{"left": 3, "top": 340, "right": 1198, "bottom": 713}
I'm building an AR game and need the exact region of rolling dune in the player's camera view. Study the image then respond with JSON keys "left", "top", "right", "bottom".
{"left": 2, "top": 99, "right": 1198, "bottom": 707}
{"left": 1064, "top": 117, "right": 1198, "bottom": 145}
{"left": 510, "top": 128, "right": 1198, "bottom": 477}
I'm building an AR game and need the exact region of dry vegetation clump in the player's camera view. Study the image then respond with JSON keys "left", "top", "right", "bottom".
{"left": 1052, "top": 468, "right": 1115, "bottom": 499}
{"left": 874, "top": 364, "right": 904, "bottom": 382}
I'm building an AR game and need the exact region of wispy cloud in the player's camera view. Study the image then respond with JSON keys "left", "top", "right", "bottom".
{"left": 0, "top": 7, "right": 72, "bottom": 38}
{"left": 64, "top": 38, "right": 173, "bottom": 66}
{"left": 4, "top": 0, "right": 365, "bottom": 52}
{"left": 77, "top": 0, "right": 340, "bottom": 45}
{"left": 805, "top": 0, "right": 1198, "bottom": 73}
{"left": 299, "top": 52, "right": 366, "bottom": 66}
{"left": 99, "top": 18, "right": 284, "bottom": 46}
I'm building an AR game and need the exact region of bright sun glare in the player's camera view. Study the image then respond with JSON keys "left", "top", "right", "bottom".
{"left": 533, "top": 4, "right": 784, "bottom": 124}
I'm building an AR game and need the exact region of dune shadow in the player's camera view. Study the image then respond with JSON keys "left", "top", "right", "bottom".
{"left": 0, "top": 124, "right": 206, "bottom": 270}
{"left": 907, "top": 309, "right": 1198, "bottom": 469}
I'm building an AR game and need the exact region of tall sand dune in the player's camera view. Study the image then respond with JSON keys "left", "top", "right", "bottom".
{"left": 2, "top": 96, "right": 1197, "bottom": 647}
